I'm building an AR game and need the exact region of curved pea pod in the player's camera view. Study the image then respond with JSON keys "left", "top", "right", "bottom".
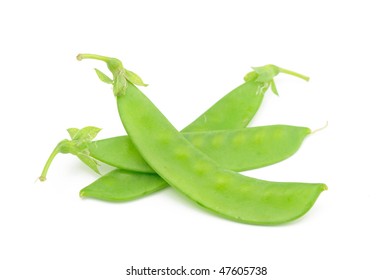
{"left": 78, "top": 54, "right": 326, "bottom": 225}
{"left": 88, "top": 125, "right": 311, "bottom": 173}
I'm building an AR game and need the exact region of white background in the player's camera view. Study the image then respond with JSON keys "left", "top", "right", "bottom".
{"left": 1, "top": 0, "right": 391, "bottom": 279}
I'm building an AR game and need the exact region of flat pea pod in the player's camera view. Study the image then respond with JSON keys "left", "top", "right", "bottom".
{"left": 88, "top": 125, "right": 311, "bottom": 173}
{"left": 78, "top": 54, "right": 326, "bottom": 225}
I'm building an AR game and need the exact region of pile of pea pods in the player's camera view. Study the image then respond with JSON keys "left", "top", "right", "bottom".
{"left": 39, "top": 53, "right": 327, "bottom": 225}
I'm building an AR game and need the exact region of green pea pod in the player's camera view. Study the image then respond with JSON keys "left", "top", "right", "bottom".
{"left": 77, "top": 54, "right": 326, "bottom": 225}
{"left": 88, "top": 125, "right": 311, "bottom": 173}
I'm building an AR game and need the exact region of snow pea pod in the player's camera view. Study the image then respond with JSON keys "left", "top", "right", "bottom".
{"left": 88, "top": 125, "right": 311, "bottom": 173}
{"left": 77, "top": 54, "right": 326, "bottom": 225}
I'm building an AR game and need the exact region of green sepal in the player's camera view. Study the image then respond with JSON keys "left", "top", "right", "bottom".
{"left": 72, "top": 126, "right": 101, "bottom": 141}
{"left": 94, "top": 68, "right": 113, "bottom": 84}
{"left": 113, "top": 75, "right": 127, "bottom": 96}
{"left": 77, "top": 54, "right": 148, "bottom": 97}
{"left": 270, "top": 79, "right": 279, "bottom": 96}
{"left": 124, "top": 70, "right": 148, "bottom": 87}
{"left": 67, "top": 128, "right": 79, "bottom": 139}
{"left": 77, "top": 152, "right": 100, "bottom": 174}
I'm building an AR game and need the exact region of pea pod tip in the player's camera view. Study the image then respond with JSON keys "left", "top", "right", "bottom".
{"left": 79, "top": 190, "right": 87, "bottom": 198}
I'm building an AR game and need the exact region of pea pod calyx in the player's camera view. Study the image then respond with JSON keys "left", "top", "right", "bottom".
{"left": 76, "top": 53, "right": 147, "bottom": 96}
{"left": 244, "top": 64, "right": 309, "bottom": 96}
{"left": 39, "top": 126, "right": 101, "bottom": 181}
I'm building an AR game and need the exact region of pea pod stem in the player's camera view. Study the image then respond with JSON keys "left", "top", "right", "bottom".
{"left": 77, "top": 54, "right": 112, "bottom": 63}
{"left": 311, "top": 121, "right": 329, "bottom": 134}
{"left": 39, "top": 140, "right": 66, "bottom": 181}
{"left": 278, "top": 67, "right": 310, "bottom": 81}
